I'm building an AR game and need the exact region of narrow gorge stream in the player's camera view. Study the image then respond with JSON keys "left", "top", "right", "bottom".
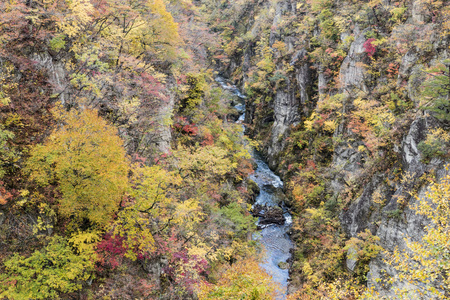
{"left": 216, "top": 76, "right": 293, "bottom": 298}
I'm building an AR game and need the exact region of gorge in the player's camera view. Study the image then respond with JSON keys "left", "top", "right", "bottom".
{"left": 0, "top": 0, "right": 449, "bottom": 299}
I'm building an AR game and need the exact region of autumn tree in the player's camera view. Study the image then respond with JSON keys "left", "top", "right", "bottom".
{"left": 25, "top": 106, "right": 129, "bottom": 228}
{"left": 197, "top": 258, "right": 279, "bottom": 299}
{"left": 113, "top": 164, "right": 183, "bottom": 260}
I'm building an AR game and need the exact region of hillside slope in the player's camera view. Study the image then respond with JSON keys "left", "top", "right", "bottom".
{"left": 203, "top": 0, "right": 450, "bottom": 297}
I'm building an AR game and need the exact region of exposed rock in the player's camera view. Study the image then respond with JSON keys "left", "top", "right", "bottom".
{"left": 397, "top": 50, "right": 418, "bottom": 82}
{"left": 339, "top": 28, "right": 369, "bottom": 93}
{"left": 267, "top": 82, "right": 301, "bottom": 167}
{"left": 215, "top": 0, "right": 450, "bottom": 295}
{"left": 267, "top": 49, "right": 311, "bottom": 167}
{"left": 140, "top": 256, "right": 169, "bottom": 290}
{"left": 340, "top": 175, "right": 385, "bottom": 238}
{"left": 411, "top": 0, "right": 430, "bottom": 24}
{"left": 402, "top": 117, "right": 427, "bottom": 169}
{"left": 346, "top": 247, "right": 358, "bottom": 272}
{"left": 32, "top": 52, "right": 68, "bottom": 104}
{"left": 154, "top": 91, "right": 174, "bottom": 154}
{"left": 367, "top": 167, "right": 449, "bottom": 299}
{"left": 278, "top": 261, "right": 289, "bottom": 269}
{"left": 341, "top": 113, "right": 446, "bottom": 298}
{"left": 253, "top": 204, "right": 285, "bottom": 226}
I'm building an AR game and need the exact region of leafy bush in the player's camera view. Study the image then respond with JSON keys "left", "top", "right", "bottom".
{"left": 0, "top": 235, "right": 97, "bottom": 299}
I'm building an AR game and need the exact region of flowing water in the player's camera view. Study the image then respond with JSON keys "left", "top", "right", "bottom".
{"left": 216, "top": 76, "right": 293, "bottom": 298}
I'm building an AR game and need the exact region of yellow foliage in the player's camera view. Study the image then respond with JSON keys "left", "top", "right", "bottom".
{"left": 58, "top": 0, "right": 94, "bottom": 38}
{"left": 26, "top": 106, "right": 129, "bottom": 227}
{"left": 304, "top": 112, "right": 316, "bottom": 131}
{"left": 386, "top": 166, "right": 450, "bottom": 298}
{"left": 272, "top": 40, "right": 287, "bottom": 53}
{"left": 175, "top": 145, "right": 235, "bottom": 180}
{"left": 113, "top": 164, "right": 181, "bottom": 259}
{"left": 323, "top": 120, "right": 337, "bottom": 133}
{"left": 197, "top": 258, "right": 279, "bottom": 299}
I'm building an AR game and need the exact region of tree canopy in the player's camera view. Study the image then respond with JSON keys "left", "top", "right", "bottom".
{"left": 25, "top": 107, "right": 129, "bottom": 228}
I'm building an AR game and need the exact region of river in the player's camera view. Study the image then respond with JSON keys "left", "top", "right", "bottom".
{"left": 216, "top": 76, "right": 293, "bottom": 298}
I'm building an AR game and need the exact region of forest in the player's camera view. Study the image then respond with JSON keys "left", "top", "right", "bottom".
{"left": 0, "top": 0, "right": 449, "bottom": 299}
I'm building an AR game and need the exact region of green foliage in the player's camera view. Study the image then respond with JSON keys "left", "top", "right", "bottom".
{"left": 180, "top": 73, "right": 206, "bottom": 112}
{"left": 219, "top": 202, "right": 255, "bottom": 239}
{"left": 0, "top": 66, "right": 18, "bottom": 179}
{"left": 310, "top": 0, "right": 332, "bottom": 13}
{"left": 0, "top": 123, "right": 14, "bottom": 179}
{"left": 386, "top": 208, "right": 403, "bottom": 220}
{"left": 389, "top": 6, "right": 407, "bottom": 23}
{"left": 25, "top": 107, "right": 129, "bottom": 228}
{"left": 49, "top": 34, "right": 66, "bottom": 51}
{"left": 0, "top": 235, "right": 97, "bottom": 299}
{"left": 318, "top": 9, "right": 339, "bottom": 40}
{"left": 418, "top": 128, "right": 450, "bottom": 162}
{"left": 420, "top": 61, "right": 450, "bottom": 122}
{"left": 344, "top": 229, "right": 383, "bottom": 284}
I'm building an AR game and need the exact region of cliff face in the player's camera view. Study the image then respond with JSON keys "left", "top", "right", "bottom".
{"left": 216, "top": 0, "right": 450, "bottom": 295}
{"left": 32, "top": 50, "right": 175, "bottom": 158}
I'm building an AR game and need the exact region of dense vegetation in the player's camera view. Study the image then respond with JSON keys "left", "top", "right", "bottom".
{"left": 199, "top": 0, "right": 449, "bottom": 298}
{"left": 0, "top": 0, "right": 449, "bottom": 299}
{"left": 0, "top": 0, "right": 278, "bottom": 298}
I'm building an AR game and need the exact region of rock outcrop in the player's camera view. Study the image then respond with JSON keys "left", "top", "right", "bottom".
{"left": 218, "top": 0, "right": 449, "bottom": 295}
{"left": 252, "top": 204, "right": 286, "bottom": 226}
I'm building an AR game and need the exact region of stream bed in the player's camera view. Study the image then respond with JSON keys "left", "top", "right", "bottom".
{"left": 216, "top": 76, "right": 293, "bottom": 298}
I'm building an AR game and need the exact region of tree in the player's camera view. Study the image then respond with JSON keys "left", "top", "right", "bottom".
{"left": 197, "top": 258, "right": 279, "bottom": 300}
{"left": 25, "top": 106, "right": 129, "bottom": 228}
{"left": 0, "top": 93, "right": 15, "bottom": 179}
{"left": 113, "top": 164, "right": 182, "bottom": 260}
{"left": 420, "top": 60, "right": 450, "bottom": 122}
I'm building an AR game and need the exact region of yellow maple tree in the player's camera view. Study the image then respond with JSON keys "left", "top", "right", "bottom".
{"left": 26, "top": 106, "right": 129, "bottom": 228}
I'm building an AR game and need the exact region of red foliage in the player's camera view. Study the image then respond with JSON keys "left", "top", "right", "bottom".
{"left": 207, "top": 190, "right": 222, "bottom": 202}
{"left": 96, "top": 233, "right": 127, "bottom": 272}
{"left": 201, "top": 132, "right": 214, "bottom": 146}
{"left": 0, "top": 182, "right": 12, "bottom": 205}
{"left": 182, "top": 124, "right": 199, "bottom": 136}
{"left": 363, "top": 38, "right": 376, "bottom": 57}
{"left": 306, "top": 160, "right": 316, "bottom": 170}
{"left": 236, "top": 158, "right": 254, "bottom": 177}
{"left": 387, "top": 62, "right": 399, "bottom": 78}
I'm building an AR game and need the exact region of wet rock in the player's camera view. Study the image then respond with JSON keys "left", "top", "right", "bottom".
{"left": 228, "top": 109, "right": 241, "bottom": 122}
{"left": 253, "top": 204, "right": 285, "bottom": 226}
{"left": 261, "top": 183, "right": 277, "bottom": 193}
{"left": 278, "top": 261, "right": 289, "bottom": 269}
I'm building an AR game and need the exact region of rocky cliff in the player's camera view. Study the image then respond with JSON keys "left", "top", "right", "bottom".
{"left": 214, "top": 0, "right": 450, "bottom": 296}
